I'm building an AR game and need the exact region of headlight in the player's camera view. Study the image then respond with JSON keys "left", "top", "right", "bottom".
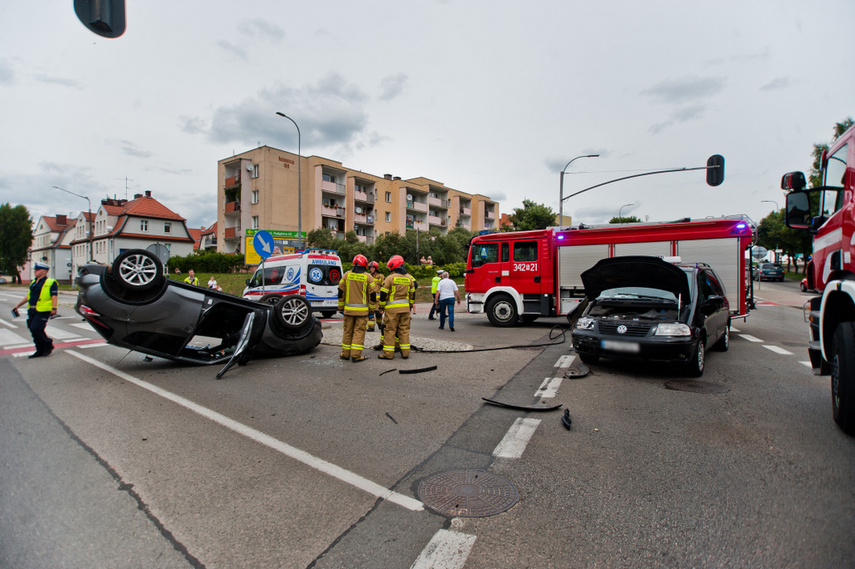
{"left": 575, "top": 317, "right": 595, "bottom": 330}
{"left": 654, "top": 322, "right": 691, "bottom": 336}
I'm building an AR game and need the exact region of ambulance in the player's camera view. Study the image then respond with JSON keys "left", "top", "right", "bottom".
{"left": 242, "top": 249, "right": 343, "bottom": 318}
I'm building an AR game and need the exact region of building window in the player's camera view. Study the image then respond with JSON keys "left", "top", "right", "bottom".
{"left": 322, "top": 173, "right": 338, "bottom": 184}
{"left": 385, "top": 191, "right": 392, "bottom": 203}
{"left": 140, "top": 220, "right": 148, "bottom": 231}
{"left": 252, "top": 190, "right": 259, "bottom": 204}
{"left": 385, "top": 212, "right": 391, "bottom": 222}
{"left": 252, "top": 216, "right": 259, "bottom": 229}
{"left": 251, "top": 164, "right": 259, "bottom": 178}
{"left": 164, "top": 222, "right": 171, "bottom": 234}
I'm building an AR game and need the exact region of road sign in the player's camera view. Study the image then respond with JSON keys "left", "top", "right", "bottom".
{"left": 253, "top": 230, "right": 275, "bottom": 260}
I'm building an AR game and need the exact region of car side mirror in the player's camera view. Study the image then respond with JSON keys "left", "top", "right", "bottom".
{"left": 246, "top": 278, "right": 252, "bottom": 286}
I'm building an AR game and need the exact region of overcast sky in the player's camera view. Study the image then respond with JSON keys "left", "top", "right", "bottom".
{"left": 1, "top": 1, "right": 853, "bottom": 233}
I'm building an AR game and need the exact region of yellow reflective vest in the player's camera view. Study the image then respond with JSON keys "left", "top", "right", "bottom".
{"left": 338, "top": 270, "right": 374, "bottom": 316}
{"left": 27, "top": 278, "right": 57, "bottom": 312}
{"left": 380, "top": 273, "right": 416, "bottom": 313}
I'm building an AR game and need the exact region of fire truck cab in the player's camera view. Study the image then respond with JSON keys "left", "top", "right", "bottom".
{"left": 466, "top": 218, "right": 753, "bottom": 327}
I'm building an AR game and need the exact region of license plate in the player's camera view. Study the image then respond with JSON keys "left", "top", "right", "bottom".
{"left": 601, "top": 340, "right": 640, "bottom": 353}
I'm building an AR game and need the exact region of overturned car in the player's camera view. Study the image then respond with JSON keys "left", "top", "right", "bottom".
{"left": 571, "top": 256, "right": 730, "bottom": 377}
{"left": 75, "top": 250, "right": 322, "bottom": 377}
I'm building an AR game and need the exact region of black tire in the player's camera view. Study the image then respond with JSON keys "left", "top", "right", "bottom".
{"left": 685, "top": 337, "right": 705, "bottom": 377}
{"left": 320, "top": 310, "right": 337, "bottom": 319}
{"left": 831, "top": 322, "right": 855, "bottom": 434}
{"left": 258, "top": 293, "right": 281, "bottom": 306}
{"left": 800, "top": 282, "right": 807, "bottom": 292}
{"left": 112, "top": 249, "right": 163, "bottom": 291}
{"left": 486, "top": 295, "right": 518, "bottom": 327}
{"left": 274, "top": 295, "right": 312, "bottom": 331}
{"left": 713, "top": 319, "right": 730, "bottom": 352}
{"left": 578, "top": 352, "right": 599, "bottom": 365}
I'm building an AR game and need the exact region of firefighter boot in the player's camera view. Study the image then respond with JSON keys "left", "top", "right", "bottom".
{"left": 340, "top": 350, "right": 351, "bottom": 360}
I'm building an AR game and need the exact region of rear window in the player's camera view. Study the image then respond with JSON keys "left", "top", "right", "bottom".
{"left": 307, "top": 264, "right": 341, "bottom": 286}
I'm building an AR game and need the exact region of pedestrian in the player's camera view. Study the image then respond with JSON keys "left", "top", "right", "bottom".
{"left": 184, "top": 269, "right": 200, "bottom": 286}
{"left": 427, "top": 268, "right": 443, "bottom": 320}
{"left": 436, "top": 271, "right": 461, "bottom": 331}
{"left": 377, "top": 255, "right": 416, "bottom": 359}
{"left": 207, "top": 275, "right": 218, "bottom": 289}
{"left": 338, "top": 254, "right": 375, "bottom": 363}
{"left": 12, "top": 262, "right": 58, "bottom": 358}
{"left": 366, "top": 261, "right": 383, "bottom": 332}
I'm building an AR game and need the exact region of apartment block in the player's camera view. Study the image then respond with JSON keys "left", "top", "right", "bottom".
{"left": 217, "top": 146, "right": 499, "bottom": 255}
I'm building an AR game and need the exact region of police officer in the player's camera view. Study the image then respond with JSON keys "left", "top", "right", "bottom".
{"left": 366, "top": 261, "right": 383, "bottom": 332}
{"left": 427, "top": 268, "right": 443, "bottom": 320}
{"left": 377, "top": 255, "right": 416, "bottom": 360}
{"left": 184, "top": 269, "right": 200, "bottom": 286}
{"left": 338, "top": 254, "right": 375, "bottom": 362}
{"left": 12, "top": 262, "right": 58, "bottom": 358}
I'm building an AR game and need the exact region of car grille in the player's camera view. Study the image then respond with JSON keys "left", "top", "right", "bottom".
{"left": 598, "top": 322, "right": 651, "bottom": 337}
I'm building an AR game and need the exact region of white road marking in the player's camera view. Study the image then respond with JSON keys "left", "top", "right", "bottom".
{"left": 66, "top": 350, "right": 424, "bottom": 512}
{"left": 0, "top": 329, "right": 28, "bottom": 346}
{"left": 77, "top": 341, "right": 107, "bottom": 348}
{"left": 493, "top": 417, "right": 540, "bottom": 459}
{"left": 800, "top": 361, "right": 812, "bottom": 368}
{"left": 0, "top": 317, "right": 16, "bottom": 329}
{"left": 730, "top": 327, "right": 741, "bottom": 333}
{"left": 738, "top": 334, "right": 764, "bottom": 343}
{"left": 44, "top": 325, "right": 81, "bottom": 340}
{"left": 763, "top": 345, "right": 794, "bottom": 355}
{"left": 555, "top": 354, "right": 576, "bottom": 369}
{"left": 71, "top": 322, "right": 95, "bottom": 330}
{"left": 411, "top": 529, "right": 476, "bottom": 569}
{"left": 537, "top": 376, "right": 563, "bottom": 399}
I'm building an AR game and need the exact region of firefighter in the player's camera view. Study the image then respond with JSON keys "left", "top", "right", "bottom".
{"left": 338, "top": 254, "right": 375, "bottom": 363}
{"left": 366, "top": 261, "right": 383, "bottom": 332}
{"left": 377, "top": 255, "right": 416, "bottom": 360}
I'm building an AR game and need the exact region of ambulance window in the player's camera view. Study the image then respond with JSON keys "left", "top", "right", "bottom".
{"left": 513, "top": 241, "right": 538, "bottom": 262}
{"left": 472, "top": 243, "right": 498, "bottom": 267}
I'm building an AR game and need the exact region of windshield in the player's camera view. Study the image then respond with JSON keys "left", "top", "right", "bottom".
{"left": 597, "top": 287, "right": 677, "bottom": 302}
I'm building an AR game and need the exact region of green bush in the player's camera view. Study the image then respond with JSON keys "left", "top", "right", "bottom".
{"left": 167, "top": 250, "right": 246, "bottom": 274}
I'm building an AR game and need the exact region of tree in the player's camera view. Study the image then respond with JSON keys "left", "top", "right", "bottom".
{"left": 608, "top": 216, "right": 641, "bottom": 224}
{"left": 0, "top": 203, "right": 33, "bottom": 282}
{"left": 756, "top": 209, "right": 811, "bottom": 272}
{"left": 809, "top": 117, "right": 854, "bottom": 188}
{"left": 507, "top": 199, "right": 556, "bottom": 231}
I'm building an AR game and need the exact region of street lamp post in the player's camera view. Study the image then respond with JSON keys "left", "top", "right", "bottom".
{"left": 619, "top": 203, "right": 634, "bottom": 223}
{"left": 275, "top": 112, "right": 302, "bottom": 250}
{"left": 559, "top": 154, "right": 599, "bottom": 226}
{"left": 761, "top": 200, "right": 780, "bottom": 210}
{"left": 52, "top": 185, "right": 92, "bottom": 263}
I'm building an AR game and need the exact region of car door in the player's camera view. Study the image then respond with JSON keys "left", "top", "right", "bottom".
{"left": 697, "top": 269, "right": 729, "bottom": 344}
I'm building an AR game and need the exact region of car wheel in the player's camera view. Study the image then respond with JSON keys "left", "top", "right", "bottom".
{"left": 274, "top": 295, "right": 312, "bottom": 330}
{"left": 713, "top": 319, "right": 730, "bottom": 352}
{"left": 685, "top": 337, "right": 705, "bottom": 377}
{"left": 486, "top": 294, "right": 518, "bottom": 327}
{"left": 831, "top": 322, "right": 855, "bottom": 435}
{"left": 112, "top": 249, "right": 164, "bottom": 291}
{"left": 800, "top": 282, "right": 807, "bottom": 292}
{"left": 578, "top": 352, "right": 599, "bottom": 365}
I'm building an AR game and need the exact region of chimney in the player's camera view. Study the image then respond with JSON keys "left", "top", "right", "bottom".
{"left": 145, "top": 190, "right": 152, "bottom": 198}
{"left": 384, "top": 174, "right": 393, "bottom": 180}
{"left": 134, "top": 193, "right": 142, "bottom": 199}
{"left": 56, "top": 214, "right": 67, "bottom": 226}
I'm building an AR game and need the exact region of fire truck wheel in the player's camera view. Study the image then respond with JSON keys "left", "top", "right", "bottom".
{"left": 486, "top": 295, "right": 518, "bottom": 327}
{"left": 685, "top": 337, "right": 705, "bottom": 377}
{"left": 831, "top": 322, "right": 855, "bottom": 434}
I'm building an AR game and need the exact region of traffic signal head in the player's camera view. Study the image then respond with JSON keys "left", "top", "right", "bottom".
{"left": 706, "top": 155, "right": 725, "bottom": 186}
{"left": 74, "top": 0, "right": 126, "bottom": 38}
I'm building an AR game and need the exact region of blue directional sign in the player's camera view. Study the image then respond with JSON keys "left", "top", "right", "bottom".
{"left": 252, "top": 230, "right": 275, "bottom": 260}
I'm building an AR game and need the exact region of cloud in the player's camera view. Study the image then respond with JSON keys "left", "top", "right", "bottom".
{"left": 759, "top": 77, "right": 793, "bottom": 91}
{"left": 379, "top": 73, "right": 408, "bottom": 101}
{"left": 239, "top": 19, "right": 285, "bottom": 42}
{"left": 642, "top": 76, "right": 725, "bottom": 105}
{"left": 217, "top": 40, "right": 248, "bottom": 61}
{"left": 544, "top": 152, "right": 606, "bottom": 174}
{"left": 572, "top": 202, "right": 642, "bottom": 225}
{"left": 0, "top": 59, "right": 14, "bottom": 85}
{"left": 182, "top": 74, "right": 372, "bottom": 151}
{"left": 33, "top": 74, "right": 81, "bottom": 88}
{"left": 114, "top": 139, "right": 153, "bottom": 159}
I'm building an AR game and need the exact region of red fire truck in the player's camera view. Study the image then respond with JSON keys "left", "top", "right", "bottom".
{"left": 465, "top": 217, "right": 753, "bottom": 326}
{"left": 783, "top": 122, "right": 855, "bottom": 433}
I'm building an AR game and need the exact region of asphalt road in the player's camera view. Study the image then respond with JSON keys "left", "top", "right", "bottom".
{"left": 1, "top": 281, "right": 854, "bottom": 568}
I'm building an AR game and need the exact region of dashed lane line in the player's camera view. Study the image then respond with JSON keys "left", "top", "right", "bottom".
{"left": 763, "top": 345, "right": 794, "bottom": 355}
{"left": 492, "top": 417, "right": 541, "bottom": 459}
{"left": 411, "top": 529, "right": 476, "bottom": 569}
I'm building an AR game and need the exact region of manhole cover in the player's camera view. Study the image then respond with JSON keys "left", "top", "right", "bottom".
{"left": 664, "top": 380, "right": 729, "bottom": 394}
{"left": 418, "top": 469, "right": 519, "bottom": 517}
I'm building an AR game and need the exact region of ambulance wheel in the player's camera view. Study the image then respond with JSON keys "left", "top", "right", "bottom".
{"left": 831, "top": 322, "right": 855, "bottom": 435}
{"left": 486, "top": 295, "right": 518, "bottom": 327}
{"left": 112, "top": 249, "right": 164, "bottom": 291}
{"left": 274, "top": 295, "right": 312, "bottom": 331}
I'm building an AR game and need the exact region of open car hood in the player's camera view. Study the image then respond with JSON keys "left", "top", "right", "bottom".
{"left": 581, "top": 256, "right": 691, "bottom": 300}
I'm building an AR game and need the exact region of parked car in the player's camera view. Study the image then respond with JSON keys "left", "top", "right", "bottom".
{"left": 75, "top": 249, "right": 322, "bottom": 377}
{"left": 754, "top": 262, "right": 784, "bottom": 282}
{"left": 571, "top": 256, "right": 731, "bottom": 377}
{"left": 0, "top": 276, "right": 7, "bottom": 284}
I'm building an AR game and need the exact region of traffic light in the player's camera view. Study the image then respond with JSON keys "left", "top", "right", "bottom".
{"left": 706, "top": 154, "right": 725, "bottom": 186}
{"left": 74, "top": 0, "right": 125, "bottom": 39}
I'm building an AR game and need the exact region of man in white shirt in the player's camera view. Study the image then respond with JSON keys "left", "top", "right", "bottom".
{"left": 435, "top": 271, "right": 461, "bottom": 331}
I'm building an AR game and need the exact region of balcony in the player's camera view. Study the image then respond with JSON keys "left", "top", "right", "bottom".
{"left": 406, "top": 200, "right": 429, "bottom": 213}
{"left": 460, "top": 206, "right": 471, "bottom": 216}
{"left": 321, "top": 180, "right": 346, "bottom": 195}
{"left": 354, "top": 189, "right": 374, "bottom": 203}
{"left": 224, "top": 175, "right": 240, "bottom": 188}
{"left": 428, "top": 196, "right": 447, "bottom": 208}
{"left": 406, "top": 220, "right": 429, "bottom": 231}
{"left": 322, "top": 206, "right": 346, "bottom": 218}
{"left": 224, "top": 227, "right": 239, "bottom": 240}
{"left": 224, "top": 201, "right": 240, "bottom": 214}
{"left": 356, "top": 235, "right": 375, "bottom": 245}
{"left": 354, "top": 212, "right": 375, "bottom": 225}
{"left": 485, "top": 210, "right": 496, "bottom": 220}
{"left": 428, "top": 215, "right": 445, "bottom": 226}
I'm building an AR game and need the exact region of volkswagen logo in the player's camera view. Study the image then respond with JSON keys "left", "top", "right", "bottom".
{"left": 617, "top": 325, "right": 628, "bottom": 334}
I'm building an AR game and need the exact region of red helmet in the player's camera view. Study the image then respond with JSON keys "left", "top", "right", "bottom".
{"left": 368, "top": 261, "right": 379, "bottom": 270}
{"left": 386, "top": 255, "right": 405, "bottom": 270}
{"left": 352, "top": 254, "right": 368, "bottom": 267}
